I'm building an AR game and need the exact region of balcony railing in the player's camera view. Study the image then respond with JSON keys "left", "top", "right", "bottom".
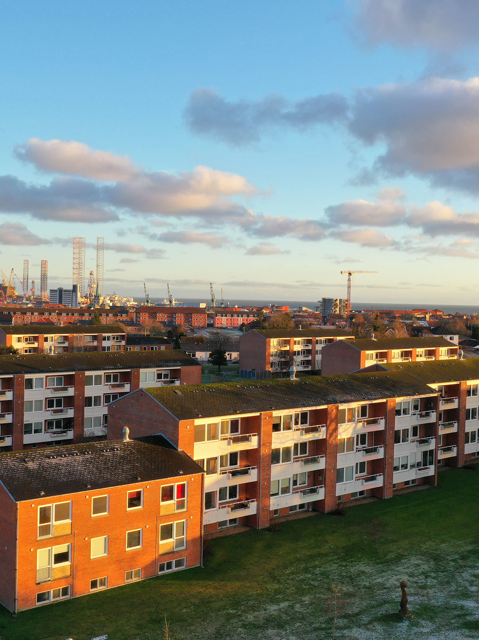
{"left": 49, "top": 408, "right": 74, "bottom": 417}
{"left": 439, "top": 421, "right": 458, "bottom": 434}
{"left": 221, "top": 433, "right": 256, "bottom": 445}
{"left": 47, "top": 385, "right": 75, "bottom": 396}
{"left": 440, "top": 396, "right": 458, "bottom": 405}
{"left": 357, "top": 445, "right": 384, "bottom": 459}
{"left": 0, "top": 412, "right": 13, "bottom": 424}
{"left": 413, "top": 410, "right": 436, "bottom": 422}
{"left": 158, "top": 379, "right": 180, "bottom": 386}
{"left": 49, "top": 427, "right": 74, "bottom": 438}
{"left": 439, "top": 445, "right": 457, "bottom": 459}
{"left": 300, "top": 454, "right": 326, "bottom": 468}
{"left": 0, "top": 435, "right": 13, "bottom": 447}
{"left": 416, "top": 465, "right": 434, "bottom": 478}
{"left": 297, "top": 485, "right": 324, "bottom": 497}
{"left": 416, "top": 437, "right": 435, "bottom": 448}
{"left": 0, "top": 390, "right": 13, "bottom": 401}
{"left": 220, "top": 466, "right": 257, "bottom": 480}
{"left": 358, "top": 417, "right": 385, "bottom": 431}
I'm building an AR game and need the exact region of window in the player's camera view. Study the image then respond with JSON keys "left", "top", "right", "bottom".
{"left": 25, "top": 400, "right": 43, "bottom": 413}
{"left": 92, "top": 495, "right": 109, "bottom": 516}
{"left": 205, "top": 491, "right": 216, "bottom": 510}
{"left": 38, "top": 502, "right": 72, "bottom": 538}
{"left": 105, "top": 373, "right": 120, "bottom": 384}
{"left": 393, "top": 456, "right": 409, "bottom": 472}
{"left": 337, "top": 437, "right": 354, "bottom": 453}
{"left": 194, "top": 424, "right": 206, "bottom": 442}
{"left": 205, "top": 457, "right": 218, "bottom": 475}
{"left": 161, "top": 482, "right": 187, "bottom": 511}
{"left": 292, "top": 472, "right": 307, "bottom": 487}
{"left": 355, "top": 461, "right": 366, "bottom": 475}
{"left": 293, "top": 442, "right": 308, "bottom": 457}
{"left": 85, "top": 375, "right": 102, "bottom": 386}
{"left": 90, "top": 577, "right": 107, "bottom": 591}
{"left": 294, "top": 412, "right": 309, "bottom": 426}
{"left": 206, "top": 423, "right": 218, "bottom": 441}
{"left": 104, "top": 394, "right": 120, "bottom": 404}
{"left": 46, "top": 376, "right": 64, "bottom": 388}
{"left": 218, "top": 485, "right": 238, "bottom": 502}
{"left": 25, "top": 378, "right": 44, "bottom": 390}
{"left": 219, "top": 452, "right": 239, "bottom": 469}
{"left": 36, "top": 586, "right": 70, "bottom": 605}
{"left": 125, "top": 569, "right": 141, "bottom": 582}
{"left": 220, "top": 419, "right": 240, "bottom": 436}
{"left": 394, "top": 428, "right": 411, "bottom": 444}
{"left": 466, "top": 408, "right": 478, "bottom": 421}
{"left": 126, "top": 529, "right": 142, "bottom": 550}
{"left": 140, "top": 370, "right": 156, "bottom": 383}
{"left": 280, "top": 478, "right": 291, "bottom": 495}
{"left": 91, "top": 536, "right": 108, "bottom": 558}
{"left": 270, "top": 480, "right": 280, "bottom": 497}
{"left": 85, "top": 416, "right": 103, "bottom": 429}
{"left": 157, "top": 370, "right": 170, "bottom": 381}
{"left": 337, "top": 466, "right": 354, "bottom": 483}
{"left": 271, "top": 447, "right": 292, "bottom": 465}
{"left": 467, "top": 384, "right": 479, "bottom": 397}
{"left": 47, "top": 398, "right": 63, "bottom": 410}
{"left": 160, "top": 521, "right": 186, "bottom": 550}
{"left": 37, "top": 544, "right": 71, "bottom": 582}
{"left": 85, "top": 396, "right": 102, "bottom": 408}
{"left": 24, "top": 422, "right": 43, "bottom": 435}
{"left": 218, "top": 518, "right": 238, "bottom": 529}
{"left": 159, "top": 558, "right": 186, "bottom": 573}
{"left": 127, "top": 489, "right": 143, "bottom": 510}
{"left": 466, "top": 431, "right": 478, "bottom": 444}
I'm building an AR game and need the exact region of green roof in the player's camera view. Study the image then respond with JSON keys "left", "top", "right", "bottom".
{"left": 0, "top": 324, "right": 126, "bottom": 335}
{"left": 251, "top": 329, "right": 352, "bottom": 338}
{"left": 143, "top": 370, "right": 437, "bottom": 420}
{"left": 341, "top": 337, "right": 455, "bottom": 351}
{"left": 385, "top": 358, "right": 479, "bottom": 384}
{"left": 0, "top": 350, "right": 198, "bottom": 375}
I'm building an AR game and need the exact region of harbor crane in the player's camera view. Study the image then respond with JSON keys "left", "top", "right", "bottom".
{"left": 210, "top": 283, "right": 216, "bottom": 308}
{"left": 143, "top": 282, "right": 151, "bottom": 305}
{"left": 340, "top": 270, "right": 378, "bottom": 316}
{"left": 167, "top": 283, "right": 174, "bottom": 307}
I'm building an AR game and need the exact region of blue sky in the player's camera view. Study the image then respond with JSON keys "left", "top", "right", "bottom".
{"left": 2, "top": 0, "right": 479, "bottom": 305}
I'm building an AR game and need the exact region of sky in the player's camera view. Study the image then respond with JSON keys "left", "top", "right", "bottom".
{"left": 2, "top": 0, "right": 479, "bottom": 305}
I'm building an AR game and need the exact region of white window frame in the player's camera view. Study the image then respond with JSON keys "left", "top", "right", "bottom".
{"left": 91, "top": 495, "right": 109, "bottom": 517}
{"left": 126, "top": 529, "right": 143, "bottom": 550}
{"left": 91, "top": 536, "right": 108, "bottom": 559}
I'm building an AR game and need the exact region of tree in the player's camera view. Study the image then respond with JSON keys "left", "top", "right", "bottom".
{"left": 167, "top": 326, "right": 185, "bottom": 349}
{"left": 209, "top": 347, "right": 228, "bottom": 373}
{"left": 0, "top": 345, "right": 18, "bottom": 356}
{"left": 89, "top": 310, "right": 102, "bottom": 326}
{"left": 265, "top": 313, "right": 295, "bottom": 330}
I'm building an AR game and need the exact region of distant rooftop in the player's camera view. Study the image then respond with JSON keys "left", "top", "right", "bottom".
{"left": 386, "top": 359, "right": 479, "bottom": 384}
{"left": 0, "top": 437, "right": 203, "bottom": 501}
{"left": 142, "top": 370, "right": 437, "bottom": 420}
{"left": 0, "top": 324, "right": 126, "bottom": 335}
{"left": 338, "top": 337, "right": 455, "bottom": 351}
{"left": 250, "top": 328, "right": 352, "bottom": 338}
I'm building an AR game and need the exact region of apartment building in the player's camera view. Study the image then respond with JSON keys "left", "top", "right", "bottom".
{"left": 0, "top": 351, "right": 201, "bottom": 452}
{"left": 321, "top": 337, "right": 459, "bottom": 376}
{"left": 126, "top": 335, "right": 173, "bottom": 351}
{"left": 0, "top": 436, "right": 203, "bottom": 612}
{"left": 108, "top": 371, "right": 440, "bottom": 534}
{"left": 0, "top": 307, "right": 133, "bottom": 326}
{"left": 239, "top": 329, "right": 355, "bottom": 378}
{"left": 134, "top": 307, "right": 207, "bottom": 329}
{"left": 0, "top": 325, "right": 127, "bottom": 355}
{"left": 214, "top": 308, "right": 263, "bottom": 328}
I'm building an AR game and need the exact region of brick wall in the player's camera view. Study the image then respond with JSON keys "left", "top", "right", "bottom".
{"left": 73, "top": 372, "right": 86, "bottom": 443}
{"left": 321, "top": 341, "right": 361, "bottom": 375}
{"left": 180, "top": 366, "right": 202, "bottom": 385}
{"left": 239, "top": 331, "right": 267, "bottom": 373}
{"left": 0, "top": 488, "right": 16, "bottom": 612}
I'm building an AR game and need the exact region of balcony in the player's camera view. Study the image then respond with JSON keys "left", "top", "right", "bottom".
{"left": 55, "top": 340, "right": 68, "bottom": 346}
{"left": 358, "top": 445, "right": 384, "bottom": 461}
{"left": 293, "top": 354, "right": 311, "bottom": 360}
{"left": 23, "top": 341, "right": 38, "bottom": 347}
{"left": 416, "top": 465, "right": 435, "bottom": 478}
{"left": 391, "top": 356, "right": 412, "bottom": 362}
{"left": 416, "top": 354, "right": 435, "bottom": 361}
{"left": 440, "top": 396, "right": 458, "bottom": 410}
{"left": 203, "top": 499, "right": 257, "bottom": 525}
{"left": 358, "top": 417, "right": 385, "bottom": 432}
{"left": 438, "top": 445, "right": 457, "bottom": 460}
{"left": 24, "top": 428, "right": 74, "bottom": 445}
{"left": 439, "top": 421, "right": 458, "bottom": 435}
{"left": 465, "top": 442, "right": 479, "bottom": 455}
{"left": 414, "top": 410, "right": 437, "bottom": 423}
{"left": 416, "top": 437, "right": 435, "bottom": 449}
{"left": 270, "top": 485, "right": 325, "bottom": 510}
{"left": 272, "top": 455, "right": 326, "bottom": 480}
{"left": 195, "top": 433, "right": 259, "bottom": 458}
{"left": 157, "top": 379, "right": 180, "bottom": 387}
{"left": 49, "top": 428, "right": 74, "bottom": 440}
{"left": 49, "top": 407, "right": 74, "bottom": 418}
{"left": 0, "top": 390, "right": 13, "bottom": 402}
{"left": 107, "top": 382, "right": 130, "bottom": 392}
{"left": 0, "top": 435, "right": 12, "bottom": 447}
{"left": 300, "top": 454, "right": 326, "bottom": 471}
{"left": 361, "top": 473, "right": 384, "bottom": 488}
{"left": 84, "top": 426, "right": 107, "bottom": 438}
{"left": 295, "top": 424, "right": 327, "bottom": 439}
{"left": 337, "top": 473, "right": 384, "bottom": 496}
{"left": 220, "top": 466, "right": 258, "bottom": 485}
{"left": 46, "top": 385, "right": 75, "bottom": 397}
{"left": 0, "top": 412, "right": 13, "bottom": 424}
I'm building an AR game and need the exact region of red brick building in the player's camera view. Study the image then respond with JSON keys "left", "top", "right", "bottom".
{"left": 135, "top": 306, "right": 207, "bottom": 328}
{"left": 108, "top": 370, "right": 441, "bottom": 534}
{"left": 0, "top": 324, "right": 126, "bottom": 355}
{"left": 214, "top": 308, "right": 266, "bottom": 328}
{"left": 0, "top": 436, "right": 203, "bottom": 612}
{"left": 239, "top": 329, "right": 355, "bottom": 378}
{"left": 0, "top": 306, "right": 133, "bottom": 326}
{"left": 321, "top": 337, "right": 459, "bottom": 376}
{"left": 0, "top": 351, "right": 201, "bottom": 452}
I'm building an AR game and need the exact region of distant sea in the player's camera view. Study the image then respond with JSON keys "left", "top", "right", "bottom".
{"left": 149, "top": 298, "right": 479, "bottom": 316}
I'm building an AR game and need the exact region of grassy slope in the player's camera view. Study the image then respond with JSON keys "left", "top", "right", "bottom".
{"left": 2, "top": 468, "right": 479, "bottom": 640}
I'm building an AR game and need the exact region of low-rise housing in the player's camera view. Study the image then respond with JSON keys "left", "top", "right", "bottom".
{"left": 135, "top": 306, "right": 207, "bottom": 329}
{"left": 0, "top": 437, "right": 203, "bottom": 612}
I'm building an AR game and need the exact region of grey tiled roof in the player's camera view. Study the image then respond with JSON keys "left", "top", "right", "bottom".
{"left": 0, "top": 438, "right": 203, "bottom": 501}
{"left": 340, "top": 337, "right": 455, "bottom": 351}
{"left": 386, "top": 358, "right": 479, "bottom": 384}
{"left": 143, "top": 371, "right": 437, "bottom": 420}
{"left": 0, "top": 350, "right": 198, "bottom": 375}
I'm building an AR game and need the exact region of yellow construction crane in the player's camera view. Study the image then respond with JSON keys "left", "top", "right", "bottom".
{"left": 340, "top": 270, "right": 378, "bottom": 316}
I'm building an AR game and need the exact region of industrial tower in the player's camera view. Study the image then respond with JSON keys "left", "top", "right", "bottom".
{"left": 23, "top": 260, "right": 29, "bottom": 298}
{"left": 73, "top": 237, "right": 86, "bottom": 298}
{"left": 40, "top": 260, "right": 48, "bottom": 301}
{"left": 96, "top": 237, "right": 104, "bottom": 299}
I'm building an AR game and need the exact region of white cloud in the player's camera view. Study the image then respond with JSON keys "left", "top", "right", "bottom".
{"left": 331, "top": 228, "right": 397, "bottom": 248}
{"left": 155, "top": 230, "right": 228, "bottom": 247}
{"left": 325, "top": 189, "right": 406, "bottom": 226}
{"left": 245, "top": 242, "right": 290, "bottom": 255}
{"left": 184, "top": 87, "right": 348, "bottom": 146}
{"left": 245, "top": 215, "right": 324, "bottom": 241}
{"left": 0, "top": 222, "right": 51, "bottom": 245}
{"left": 15, "top": 139, "right": 137, "bottom": 182}
{"left": 86, "top": 242, "right": 165, "bottom": 259}
{"left": 355, "top": 0, "right": 479, "bottom": 52}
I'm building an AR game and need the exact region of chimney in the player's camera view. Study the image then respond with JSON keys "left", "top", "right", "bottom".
{"left": 123, "top": 426, "right": 130, "bottom": 441}
{"left": 289, "top": 365, "right": 298, "bottom": 381}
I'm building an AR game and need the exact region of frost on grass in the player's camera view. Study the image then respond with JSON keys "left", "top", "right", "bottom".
{"left": 168, "top": 540, "right": 479, "bottom": 640}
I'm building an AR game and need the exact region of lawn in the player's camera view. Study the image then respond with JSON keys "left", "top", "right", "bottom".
{"left": 2, "top": 467, "right": 479, "bottom": 640}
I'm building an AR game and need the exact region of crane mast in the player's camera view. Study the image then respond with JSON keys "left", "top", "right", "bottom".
{"left": 144, "top": 283, "right": 151, "bottom": 305}
{"left": 210, "top": 283, "right": 216, "bottom": 308}
{"left": 167, "top": 283, "right": 173, "bottom": 307}
{"left": 340, "top": 270, "right": 378, "bottom": 317}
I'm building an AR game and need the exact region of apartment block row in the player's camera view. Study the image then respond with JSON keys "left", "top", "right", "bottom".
{"left": 239, "top": 328, "right": 354, "bottom": 376}
{"left": 0, "top": 351, "right": 201, "bottom": 451}
{"left": 134, "top": 306, "right": 207, "bottom": 328}
{"left": 0, "top": 306, "right": 132, "bottom": 325}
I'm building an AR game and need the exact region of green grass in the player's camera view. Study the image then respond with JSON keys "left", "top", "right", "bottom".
{"left": 2, "top": 468, "right": 479, "bottom": 640}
